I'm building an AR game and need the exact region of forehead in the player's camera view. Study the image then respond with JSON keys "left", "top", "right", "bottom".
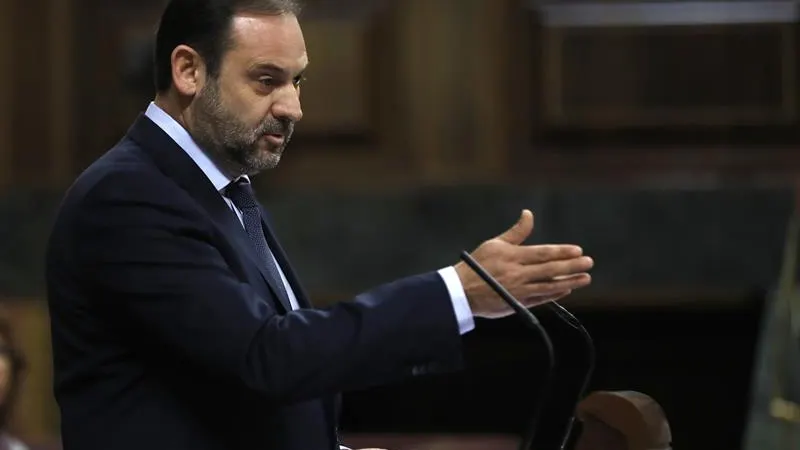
{"left": 227, "top": 13, "right": 308, "bottom": 70}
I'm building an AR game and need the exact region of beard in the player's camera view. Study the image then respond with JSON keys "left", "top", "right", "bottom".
{"left": 189, "top": 79, "right": 294, "bottom": 175}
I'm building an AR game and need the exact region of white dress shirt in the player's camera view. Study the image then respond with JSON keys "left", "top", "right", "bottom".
{"left": 144, "top": 101, "right": 475, "bottom": 446}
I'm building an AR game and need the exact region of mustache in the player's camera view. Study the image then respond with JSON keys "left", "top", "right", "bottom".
{"left": 256, "top": 118, "right": 293, "bottom": 137}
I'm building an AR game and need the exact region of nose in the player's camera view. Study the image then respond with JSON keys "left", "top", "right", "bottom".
{"left": 271, "top": 85, "right": 303, "bottom": 123}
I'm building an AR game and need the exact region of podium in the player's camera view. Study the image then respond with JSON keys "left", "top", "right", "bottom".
{"left": 575, "top": 391, "right": 671, "bottom": 450}
{"left": 343, "top": 389, "right": 672, "bottom": 450}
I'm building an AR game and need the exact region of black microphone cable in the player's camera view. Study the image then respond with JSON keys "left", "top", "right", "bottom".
{"left": 545, "top": 301, "right": 596, "bottom": 449}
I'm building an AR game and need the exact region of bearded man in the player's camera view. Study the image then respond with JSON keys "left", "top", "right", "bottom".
{"left": 44, "top": 1, "right": 594, "bottom": 449}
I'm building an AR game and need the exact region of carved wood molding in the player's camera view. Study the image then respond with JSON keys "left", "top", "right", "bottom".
{"left": 539, "top": 23, "right": 797, "bottom": 128}
{"left": 531, "top": 0, "right": 798, "bottom": 28}
{"left": 3, "top": 0, "right": 79, "bottom": 189}
{"left": 0, "top": 0, "right": 12, "bottom": 187}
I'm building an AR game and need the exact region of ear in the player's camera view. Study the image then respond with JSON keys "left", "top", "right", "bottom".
{"left": 170, "top": 44, "right": 205, "bottom": 96}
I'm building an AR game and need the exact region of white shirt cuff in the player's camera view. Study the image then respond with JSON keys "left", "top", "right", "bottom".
{"left": 437, "top": 266, "right": 475, "bottom": 335}
{"left": 340, "top": 446, "right": 351, "bottom": 450}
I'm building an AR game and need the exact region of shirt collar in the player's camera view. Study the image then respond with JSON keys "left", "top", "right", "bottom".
{"left": 143, "top": 101, "right": 250, "bottom": 192}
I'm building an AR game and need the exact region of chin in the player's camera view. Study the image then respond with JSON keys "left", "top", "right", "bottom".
{"left": 243, "top": 155, "right": 281, "bottom": 174}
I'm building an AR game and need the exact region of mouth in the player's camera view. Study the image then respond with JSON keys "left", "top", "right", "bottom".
{"left": 263, "top": 134, "right": 285, "bottom": 147}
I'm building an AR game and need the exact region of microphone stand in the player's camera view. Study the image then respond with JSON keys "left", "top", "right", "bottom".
{"left": 545, "top": 301, "right": 596, "bottom": 449}
{"left": 459, "top": 251, "right": 555, "bottom": 450}
{"left": 460, "top": 251, "right": 596, "bottom": 450}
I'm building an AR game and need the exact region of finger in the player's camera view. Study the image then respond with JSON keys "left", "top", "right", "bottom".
{"left": 522, "top": 273, "right": 592, "bottom": 297}
{"left": 495, "top": 209, "right": 534, "bottom": 245}
{"left": 515, "top": 244, "right": 583, "bottom": 264}
{"left": 521, "top": 256, "right": 594, "bottom": 281}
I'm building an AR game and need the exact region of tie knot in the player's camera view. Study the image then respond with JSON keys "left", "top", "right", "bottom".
{"left": 225, "top": 178, "right": 258, "bottom": 209}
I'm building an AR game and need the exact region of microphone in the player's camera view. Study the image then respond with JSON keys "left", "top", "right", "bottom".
{"left": 459, "top": 250, "right": 596, "bottom": 450}
{"left": 459, "top": 251, "right": 554, "bottom": 450}
{"left": 545, "top": 301, "right": 596, "bottom": 449}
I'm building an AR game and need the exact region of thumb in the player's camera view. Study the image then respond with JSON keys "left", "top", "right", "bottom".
{"left": 496, "top": 209, "right": 534, "bottom": 245}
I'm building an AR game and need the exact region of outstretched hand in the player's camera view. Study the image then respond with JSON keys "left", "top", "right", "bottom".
{"left": 454, "top": 209, "right": 593, "bottom": 318}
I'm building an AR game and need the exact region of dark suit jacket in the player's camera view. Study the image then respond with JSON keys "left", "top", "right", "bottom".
{"left": 45, "top": 115, "right": 464, "bottom": 450}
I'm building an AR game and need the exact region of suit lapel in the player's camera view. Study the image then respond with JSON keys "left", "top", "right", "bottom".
{"left": 259, "top": 197, "right": 338, "bottom": 438}
{"left": 128, "top": 114, "right": 337, "bottom": 436}
{"left": 126, "top": 114, "right": 292, "bottom": 312}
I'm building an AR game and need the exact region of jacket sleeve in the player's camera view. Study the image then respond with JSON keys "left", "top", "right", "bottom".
{"left": 69, "top": 173, "right": 464, "bottom": 405}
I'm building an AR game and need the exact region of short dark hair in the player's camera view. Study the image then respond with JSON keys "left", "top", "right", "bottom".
{"left": 153, "top": 0, "right": 302, "bottom": 93}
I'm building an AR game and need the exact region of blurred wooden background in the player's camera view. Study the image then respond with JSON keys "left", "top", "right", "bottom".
{"left": 1, "top": 0, "right": 797, "bottom": 191}
{"left": 1, "top": 0, "right": 798, "bottom": 448}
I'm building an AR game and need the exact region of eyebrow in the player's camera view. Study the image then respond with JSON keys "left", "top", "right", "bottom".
{"left": 249, "top": 62, "right": 307, "bottom": 78}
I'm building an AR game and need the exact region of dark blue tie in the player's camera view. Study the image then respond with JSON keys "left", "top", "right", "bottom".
{"left": 224, "top": 179, "right": 290, "bottom": 305}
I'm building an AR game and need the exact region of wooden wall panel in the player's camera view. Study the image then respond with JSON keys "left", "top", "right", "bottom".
{"left": 467, "top": 0, "right": 518, "bottom": 181}
{"left": 268, "top": 0, "right": 525, "bottom": 190}
{"left": 0, "top": 0, "right": 76, "bottom": 190}
{"left": 48, "top": 0, "right": 75, "bottom": 186}
{"left": 511, "top": 3, "right": 800, "bottom": 185}
{"left": 297, "top": 20, "right": 369, "bottom": 135}
{"left": 0, "top": 0, "right": 12, "bottom": 187}
{"left": 71, "top": 5, "right": 160, "bottom": 176}
{"left": 396, "top": 0, "right": 459, "bottom": 183}
{"left": 356, "top": 0, "right": 518, "bottom": 185}
{"left": 56, "top": 0, "right": 528, "bottom": 192}
{"left": 543, "top": 24, "right": 795, "bottom": 127}
{"left": 27, "top": 0, "right": 799, "bottom": 192}
{"left": 264, "top": 9, "right": 403, "bottom": 190}
{"left": 10, "top": 0, "right": 53, "bottom": 185}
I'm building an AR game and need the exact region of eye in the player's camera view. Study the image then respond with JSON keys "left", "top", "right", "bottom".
{"left": 259, "top": 77, "right": 276, "bottom": 87}
{"left": 293, "top": 75, "right": 306, "bottom": 87}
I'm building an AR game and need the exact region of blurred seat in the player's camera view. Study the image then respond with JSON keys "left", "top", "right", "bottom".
{"left": 575, "top": 390, "right": 672, "bottom": 450}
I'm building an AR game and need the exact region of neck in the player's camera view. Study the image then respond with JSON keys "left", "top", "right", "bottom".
{"left": 151, "top": 93, "right": 246, "bottom": 181}
{"left": 153, "top": 93, "right": 187, "bottom": 128}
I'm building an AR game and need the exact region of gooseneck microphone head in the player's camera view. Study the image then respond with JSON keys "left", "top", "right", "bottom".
{"left": 545, "top": 301, "right": 596, "bottom": 449}
{"left": 459, "top": 251, "right": 555, "bottom": 450}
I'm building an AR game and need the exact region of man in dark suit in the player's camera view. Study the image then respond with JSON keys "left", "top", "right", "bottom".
{"left": 45, "top": 0, "right": 594, "bottom": 449}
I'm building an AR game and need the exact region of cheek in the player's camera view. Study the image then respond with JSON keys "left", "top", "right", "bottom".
{"left": 231, "top": 100, "right": 271, "bottom": 131}
{"left": 250, "top": 98, "right": 275, "bottom": 124}
{"left": 229, "top": 83, "right": 271, "bottom": 120}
